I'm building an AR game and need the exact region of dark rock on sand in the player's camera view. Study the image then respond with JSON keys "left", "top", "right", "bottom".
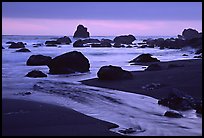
{"left": 25, "top": 70, "right": 47, "bottom": 78}
{"left": 158, "top": 89, "right": 201, "bottom": 111}
{"left": 97, "top": 65, "right": 133, "bottom": 80}
{"left": 56, "top": 36, "right": 72, "bottom": 44}
{"left": 15, "top": 48, "right": 31, "bottom": 52}
{"left": 48, "top": 51, "right": 90, "bottom": 74}
{"left": 73, "top": 24, "right": 90, "bottom": 38}
{"left": 129, "top": 54, "right": 160, "bottom": 63}
{"left": 26, "top": 55, "right": 52, "bottom": 66}
{"left": 6, "top": 41, "right": 15, "bottom": 44}
{"left": 8, "top": 42, "right": 25, "bottom": 49}
{"left": 164, "top": 111, "right": 183, "bottom": 118}
{"left": 113, "top": 34, "right": 136, "bottom": 44}
{"left": 145, "top": 63, "right": 162, "bottom": 71}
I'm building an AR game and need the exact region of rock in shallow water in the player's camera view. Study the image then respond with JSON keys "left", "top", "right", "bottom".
{"left": 164, "top": 111, "right": 183, "bottom": 118}
{"left": 25, "top": 70, "right": 47, "bottom": 78}
{"left": 26, "top": 55, "right": 52, "bottom": 66}
{"left": 129, "top": 53, "right": 160, "bottom": 63}
{"left": 47, "top": 51, "right": 90, "bottom": 74}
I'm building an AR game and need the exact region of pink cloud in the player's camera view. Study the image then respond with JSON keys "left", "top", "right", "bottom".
{"left": 2, "top": 18, "right": 202, "bottom": 36}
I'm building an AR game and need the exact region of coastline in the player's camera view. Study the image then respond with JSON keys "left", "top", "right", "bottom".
{"left": 2, "top": 98, "right": 120, "bottom": 136}
{"left": 81, "top": 59, "right": 202, "bottom": 100}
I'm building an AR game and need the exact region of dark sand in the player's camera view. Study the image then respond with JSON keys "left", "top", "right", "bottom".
{"left": 2, "top": 99, "right": 120, "bottom": 136}
{"left": 81, "top": 59, "right": 202, "bottom": 99}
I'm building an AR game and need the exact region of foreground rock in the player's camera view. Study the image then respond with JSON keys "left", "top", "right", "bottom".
{"left": 97, "top": 65, "right": 133, "bottom": 80}
{"left": 73, "top": 24, "right": 90, "bottom": 38}
{"left": 129, "top": 54, "right": 160, "bottom": 63}
{"left": 15, "top": 48, "right": 31, "bottom": 52}
{"left": 113, "top": 34, "right": 136, "bottom": 44}
{"left": 56, "top": 36, "right": 72, "bottom": 44}
{"left": 25, "top": 70, "right": 47, "bottom": 78}
{"left": 48, "top": 51, "right": 90, "bottom": 74}
{"left": 158, "top": 89, "right": 202, "bottom": 111}
{"left": 8, "top": 42, "right": 25, "bottom": 49}
{"left": 26, "top": 55, "right": 52, "bottom": 66}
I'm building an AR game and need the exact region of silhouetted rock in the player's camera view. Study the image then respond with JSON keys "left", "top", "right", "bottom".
{"left": 8, "top": 42, "right": 25, "bottom": 49}
{"left": 194, "top": 55, "right": 202, "bottom": 58}
{"left": 6, "top": 41, "right": 15, "bottom": 44}
{"left": 101, "top": 41, "right": 112, "bottom": 47}
{"left": 15, "top": 48, "right": 31, "bottom": 52}
{"left": 25, "top": 70, "right": 47, "bottom": 78}
{"left": 101, "top": 38, "right": 113, "bottom": 43}
{"left": 73, "top": 24, "right": 90, "bottom": 38}
{"left": 129, "top": 54, "right": 160, "bottom": 63}
{"left": 73, "top": 39, "right": 85, "bottom": 47}
{"left": 113, "top": 34, "right": 136, "bottom": 44}
{"left": 182, "top": 54, "right": 188, "bottom": 56}
{"left": 46, "top": 44, "right": 58, "bottom": 47}
{"left": 164, "top": 111, "right": 183, "bottom": 118}
{"left": 26, "top": 55, "right": 52, "bottom": 66}
{"left": 48, "top": 51, "right": 90, "bottom": 74}
{"left": 145, "top": 63, "right": 162, "bottom": 71}
{"left": 83, "top": 38, "right": 100, "bottom": 44}
{"left": 97, "top": 65, "right": 133, "bottom": 80}
{"left": 56, "top": 36, "right": 72, "bottom": 44}
{"left": 45, "top": 40, "right": 59, "bottom": 45}
{"left": 113, "top": 42, "right": 125, "bottom": 48}
{"left": 182, "top": 28, "right": 200, "bottom": 40}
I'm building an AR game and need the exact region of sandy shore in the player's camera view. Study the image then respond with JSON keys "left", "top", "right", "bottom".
{"left": 2, "top": 98, "right": 120, "bottom": 136}
{"left": 81, "top": 59, "right": 202, "bottom": 99}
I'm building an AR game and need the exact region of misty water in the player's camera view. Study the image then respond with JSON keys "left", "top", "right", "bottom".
{"left": 2, "top": 35, "right": 202, "bottom": 136}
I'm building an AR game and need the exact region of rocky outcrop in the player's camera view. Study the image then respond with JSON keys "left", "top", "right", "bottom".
{"left": 182, "top": 28, "right": 200, "bottom": 40}
{"left": 97, "top": 65, "right": 133, "bottom": 80}
{"left": 25, "top": 70, "right": 47, "bottom": 78}
{"left": 129, "top": 54, "right": 160, "bottom": 63}
{"left": 8, "top": 42, "right": 25, "bottom": 49}
{"left": 47, "top": 51, "right": 90, "bottom": 74}
{"left": 26, "top": 55, "right": 52, "bottom": 66}
{"left": 73, "top": 24, "right": 90, "bottom": 38}
{"left": 56, "top": 36, "right": 72, "bottom": 44}
{"left": 113, "top": 34, "right": 136, "bottom": 44}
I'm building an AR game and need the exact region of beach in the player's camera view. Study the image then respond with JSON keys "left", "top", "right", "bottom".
{"left": 81, "top": 59, "right": 202, "bottom": 100}
{"left": 2, "top": 98, "right": 120, "bottom": 136}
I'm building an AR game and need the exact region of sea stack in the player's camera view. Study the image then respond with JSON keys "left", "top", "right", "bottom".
{"left": 73, "top": 24, "right": 90, "bottom": 38}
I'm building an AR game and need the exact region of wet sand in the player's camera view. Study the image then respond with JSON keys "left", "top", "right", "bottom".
{"left": 2, "top": 98, "right": 120, "bottom": 136}
{"left": 81, "top": 59, "right": 202, "bottom": 99}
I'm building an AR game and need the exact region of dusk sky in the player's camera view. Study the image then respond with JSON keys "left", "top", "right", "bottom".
{"left": 2, "top": 2, "right": 202, "bottom": 36}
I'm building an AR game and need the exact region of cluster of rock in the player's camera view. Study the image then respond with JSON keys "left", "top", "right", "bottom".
{"left": 158, "top": 89, "right": 202, "bottom": 114}
{"left": 73, "top": 34, "right": 136, "bottom": 48}
{"left": 141, "top": 28, "right": 202, "bottom": 50}
{"left": 45, "top": 36, "right": 72, "bottom": 47}
{"left": 25, "top": 51, "right": 90, "bottom": 77}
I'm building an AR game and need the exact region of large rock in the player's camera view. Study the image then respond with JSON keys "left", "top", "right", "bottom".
{"left": 113, "top": 34, "right": 136, "bottom": 44}
{"left": 26, "top": 55, "right": 52, "bottom": 66}
{"left": 129, "top": 54, "right": 160, "bottom": 63}
{"left": 8, "top": 42, "right": 25, "bottom": 49}
{"left": 25, "top": 70, "right": 47, "bottom": 78}
{"left": 56, "top": 36, "right": 72, "bottom": 44}
{"left": 182, "top": 28, "right": 200, "bottom": 40}
{"left": 47, "top": 51, "right": 90, "bottom": 74}
{"left": 97, "top": 65, "right": 133, "bottom": 80}
{"left": 73, "top": 24, "right": 90, "bottom": 38}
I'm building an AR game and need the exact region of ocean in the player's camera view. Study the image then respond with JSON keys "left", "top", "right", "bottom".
{"left": 2, "top": 35, "right": 201, "bottom": 136}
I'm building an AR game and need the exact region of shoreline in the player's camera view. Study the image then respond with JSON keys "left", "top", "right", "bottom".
{"left": 81, "top": 59, "right": 202, "bottom": 100}
{"left": 2, "top": 98, "right": 120, "bottom": 136}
